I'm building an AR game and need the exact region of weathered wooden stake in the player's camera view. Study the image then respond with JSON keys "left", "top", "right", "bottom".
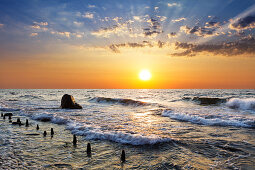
{"left": 36, "top": 124, "right": 39, "bottom": 130}
{"left": 25, "top": 119, "right": 29, "bottom": 127}
{"left": 8, "top": 115, "right": 12, "bottom": 120}
{"left": 51, "top": 128, "right": 54, "bottom": 136}
{"left": 1, "top": 113, "right": 3, "bottom": 117}
{"left": 43, "top": 131, "right": 47, "bottom": 137}
{"left": 87, "top": 143, "right": 91, "bottom": 156}
{"left": 73, "top": 135, "right": 77, "bottom": 145}
{"left": 17, "top": 118, "right": 21, "bottom": 123}
{"left": 121, "top": 150, "right": 126, "bottom": 162}
{"left": 3, "top": 115, "right": 6, "bottom": 119}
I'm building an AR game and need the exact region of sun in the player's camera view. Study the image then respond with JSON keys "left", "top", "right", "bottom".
{"left": 139, "top": 69, "right": 151, "bottom": 81}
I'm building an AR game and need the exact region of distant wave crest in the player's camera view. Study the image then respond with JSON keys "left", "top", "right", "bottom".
{"left": 226, "top": 98, "right": 255, "bottom": 110}
{"left": 162, "top": 109, "right": 255, "bottom": 128}
{"left": 90, "top": 97, "right": 148, "bottom": 106}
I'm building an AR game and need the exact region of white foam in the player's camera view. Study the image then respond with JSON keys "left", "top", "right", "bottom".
{"left": 66, "top": 123, "right": 171, "bottom": 145}
{"left": 31, "top": 113, "right": 69, "bottom": 125}
{"left": 30, "top": 113, "right": 172, "bottom": 145}
{"left": 162, "top": 109, "right": 254, "bottom": 128}
{"left": 226, "top": 98, "right": 255, "bottom": 110}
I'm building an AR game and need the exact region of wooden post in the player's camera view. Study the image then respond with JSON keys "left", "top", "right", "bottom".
{"left": 51, "top": 128, "right": 54, "bottom": 136}
{"left": 73, "top": 135, "right": 77, "bottom": 145}
{"left": 121, "top": 150, "right": 126, "bottom": 162}
{"left": 25, "top": 119, "right": 29, "bottom": 127}
{"left": 36, "top": 124, "right": 39, "bottom": 130}
{"left": 43, "top": 131, "right": 47, "bottom": 137}
{"left": 87, "top": 143, "right": 91, "bottom": 156}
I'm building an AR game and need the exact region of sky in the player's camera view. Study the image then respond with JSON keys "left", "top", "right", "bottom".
{"left": 0, "top": 0, "right": 255, "bottom": 89}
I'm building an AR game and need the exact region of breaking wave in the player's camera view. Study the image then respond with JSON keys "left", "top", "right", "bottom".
{"left": 226, "top": 98, "right": 255, "bottom": 110}
{"left": 31, "top": 113, "right": 69, "bottom": 125}
{"left": 67, "top": 123, "right": 172, "bottom": 145}
{"left": 162, "top": 109, "right": 255, "bottom": 128}
{"left": 89, "top": 97, "right": 148, "bottom": 106}
{"left": 30, "top": 113, "right": 171, "bottom": 145}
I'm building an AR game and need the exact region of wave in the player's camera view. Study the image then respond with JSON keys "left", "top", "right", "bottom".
{"left": 19, "top": 95, "right": 43, "bottom": 100}
{"left": 89, "top": 97, "right": 148, "bottom": 106}
{"left": 183, "top": 97, "right": 227, "bottom": 105}
{"left": 162, "top": 109, "right": 255, "bottom": 128}
{"left": 31, "top": 113, "right": 69, "bottom": 125}
{"left": 226, "top": 98, "right": 255, "bottom": 110}
{"left": 67, "top": 123, "right": 172, "bottom": 145}
{"left": 30, "top": 113, "right": 171, "bottom": 145}
{"left": 0, "top": 106, "right": 20, "bottom": 112}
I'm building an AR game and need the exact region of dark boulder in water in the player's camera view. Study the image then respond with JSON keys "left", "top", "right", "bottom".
{"left": 192, "top": 97, "right": 226, "bottom": 105}
{"left": 4, "top": 113, "right": 13, "bottom": 117}
{"left": 61, "top": 94, "right": 82, "bottom": 109}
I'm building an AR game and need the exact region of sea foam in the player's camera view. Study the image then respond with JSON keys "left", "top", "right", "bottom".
{"left": 162, "top": 109, "right": 254, "bottom": 128}
{"left": 30, "top": 112, "right": 171, "bottom": 145}
{"left": 226, "top": 98, "right": 255, "bottom": 110}
{"left": 67, "top": 123, "right": 172, "bottom": 145}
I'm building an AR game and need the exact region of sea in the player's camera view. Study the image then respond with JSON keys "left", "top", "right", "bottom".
{"left": 0, "top": 89, "right": 254, "bottom": 169}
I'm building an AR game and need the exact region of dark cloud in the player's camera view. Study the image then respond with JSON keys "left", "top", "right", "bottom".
{"left": 143, "top": 17, "right": 163, "bottom": 37}
{"left": 167, "top": 32, "right": 177, "bottom": 38}
{"left": 229, "top": 15, "right": 255, "bottom": 31}
{"left": 108, "top": 41, "right": 164, "bottom": 53}
{"left": 205, "top": 21, "right": 221, "bottom": 28}
{"left": 180, "top": 25, "right": 219, "bottom": 37}
{"left": 172, "top": 35, "right": 255, "bottom": 57}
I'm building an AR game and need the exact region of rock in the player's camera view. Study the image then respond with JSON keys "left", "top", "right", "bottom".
{"left": 61, "top": 94, "right": 82, "bottom": 109}
{"left": 4, "top": 113, "right": 13, "bottom": 117}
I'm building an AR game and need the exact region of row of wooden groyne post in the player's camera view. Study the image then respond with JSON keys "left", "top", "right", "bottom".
{"left": 1, "top": 112, "right": 126, "bottom": 162}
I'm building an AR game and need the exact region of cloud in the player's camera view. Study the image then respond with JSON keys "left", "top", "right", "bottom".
{"left": 159, "top": 16, "right": 167, "bottom": 22}
{"left": 83, "top": 12, "right": 94, "bottom": 19}
{"left": 167, "top": 3, "right": 180, "bottom": 7}
{"left": 34, "top": 22, "right": 48, "bottom": 26}
{"left": 0, "top": 23, "right": 4, "bottom": 28}
{"left": 172, "top": 36, "right": 255, "bottom": 57}
{"left": 113, "top": 17, "right": 122, "bottom": 22}
{"left": 143, "top": 17, "right": 163, "bottom": 38}
{"left": 88, "top": 5, "right": 96, "bottom": 8}
{"left": 205, "top": 21, "right": 221, "bottom": 28}
{"left": 167, "top": 32, "right": 177, "bottom": 38}
{"left": 73, "top": 21, "right": 83, "bottom": 26}
{"left": 30, "top": 33, "right": 38, "bottom": 37}
{"left": 133, "top": 16, "right": 141, "bottom": 21}
{"left": 51, "top": 31, "right": 71, "bottom": 38}
{"left": 108, "top": 41, "right": 168, "bottom": 53}
{"left": 31, "top": 22, "right": 48, "bottom": 31}
{"left": 172, "top": 17, "right": 186, "bottom": 23}
{"left": 91, "top": 23, "right": 128, "bottom": 38}
{"left": 180, "top": 25, "right": 219, "bottom": 37}
{"left": 229, "top": 15, "right": 255, "bottom": 31}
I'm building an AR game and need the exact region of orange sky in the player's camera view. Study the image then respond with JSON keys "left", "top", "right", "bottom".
{"left": 1, "top": 0, "right": 255, "bottom": 89}
{"left": 1, "top": 47, "right": 255, "bottom": 89}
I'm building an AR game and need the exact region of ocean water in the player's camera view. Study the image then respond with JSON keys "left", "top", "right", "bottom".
{"left": 0, "top": 89, "right": 254, "bottom": 169}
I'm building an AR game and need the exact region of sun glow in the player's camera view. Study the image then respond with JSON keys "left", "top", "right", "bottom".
{"left": 139, "top": 69, "right": 151, "bottom": 81}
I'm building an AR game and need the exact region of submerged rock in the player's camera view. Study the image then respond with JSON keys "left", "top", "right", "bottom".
{"left": 60, "top": 94, "right": 82, "bottom": 109}
{"left": 192, "top": 97, "right": 226, "bottom": 105}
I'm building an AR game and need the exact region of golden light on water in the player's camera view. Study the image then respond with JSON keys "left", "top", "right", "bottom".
{"left": 139, "top": 69, "right": 151, "bottom": 81}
